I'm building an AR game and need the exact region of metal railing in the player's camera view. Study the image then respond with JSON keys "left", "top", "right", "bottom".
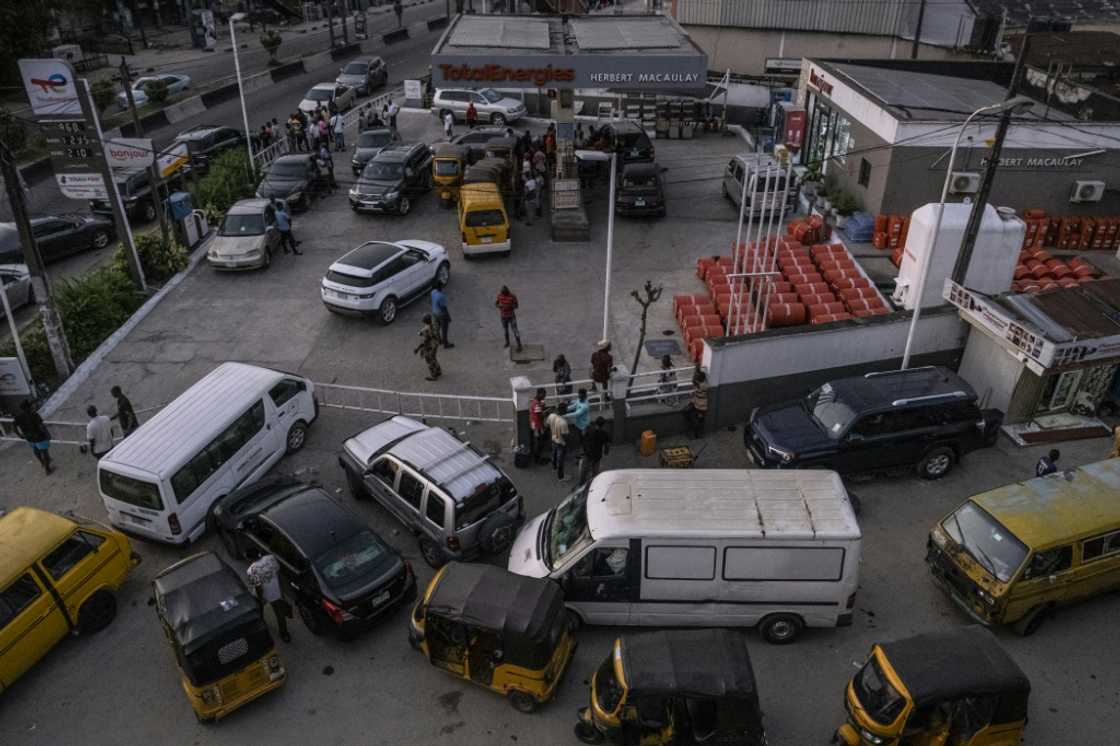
{"left": 341, "top": 86, "right": 403, "bottom": 132}
{"left": 532, "top": 377, "right": 610, "bottom": 411}
{"left": 315, "top": 382, "right": 513, "bottom": 424}
{"left": 626, "top": 365, "right": 698, "bottom": 407}
{"left": 0, "top": 418, "right": 91, "bottom": 447}
{"left": 253, "top": 137, "right": 291, "bottom": 170}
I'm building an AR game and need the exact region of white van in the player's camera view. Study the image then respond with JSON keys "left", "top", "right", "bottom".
{"left": 97, "top": 362, "right": 318, "bottom": 544}
{"left": 507, "top": 468, "right": 861, "bottom": 643}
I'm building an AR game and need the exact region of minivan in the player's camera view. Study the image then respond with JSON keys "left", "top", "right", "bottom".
{"left": 508, "top": 468, "right": 861, "bottom": 643}
{"left": 458, "top": 183, "right": 511, "bottom": 256}
{"left": 721, "top": 153, "right": 797, "bottom": 217}
{"left": 97, "top": 362, "right": 318, "bottom": 545}
{"left": 928, "top": 457, "right": 1120, "bottom": 636}
{"left": 0, "top": 507, "right": 138, "bottom": 693}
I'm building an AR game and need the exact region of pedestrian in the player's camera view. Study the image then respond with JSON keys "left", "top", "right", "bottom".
{"left": 523, "top": 173, "right": 539, "bottom": 225}
{"left": 11, "top": 400, "right": 53, "bottom": 474}
{"left": 546, "top": 402, "right": 570, "bottom": 481}
{"left": 393, "top": 0, "right": 403, "bottom": 26}
{"left": 519, "top": 128, "right": 532, "bottom": 155}
{"left": 466, "top": 100, "right": 478, "bottom": 129}
{"left": 259, "top": 125, "right": 269, "bottom": 148}
{"left": 318, "top": 115, "right": 329, "bottom": 144}
{"left": 110, "top": 385, "right": 139, "bottom": 436}
{"left": 443, "top": 110, "right": 455, "bottom": 139}
{"left": 529, "top": 388, "right": 549, "bottom": 464}
{"left": 590, "top": 340, "right": 613, "bottom": 396}
{"left": 1110, "top": 425, "right": 1120, "bottom": 458}
{"left": 544, "top": 123, "right": 556, "bottom": 168}
{"left": 1036, "top": 448, "right": 1060, "bottom": 477}
{"left": 370, "top": 107, "right": 383, "bottom": 127}
{"left": 685, "top": 370, "right": 709, "bottom": 438}
{"left": 565, "top": 387, "right": 591, "bottom": 453}
{"left": 415, "top": 314, "right": 443, "bottom": 381}
{"left": 388, "top": 99, "right": 399, "bottom": 132}
{"left": 273, "top": 200, "right": 301, "bottom": 254}
{"left": 318, "top": 144, "right": 336, "bottom": 193}
{"left": 657, "top": 354, "right": 679, "bottom": 406}
{"left": 431, "top": 282, "right": 453, "bottom": 348}
{"left": 533, "top": 147, "right": 547, "bottom": 180}
{"left": 307, "top": 116, "right": 320, "bottom": 151}
{"left": 553, "top": 353, "right": 572, "bottom": 395}
{"left": 578, "top": 417, "right": 611, "bottom": 485}
{"left": 358, "top": 105, "right": 368, "bottom": 130}
{"left": 495, "top": 285, "right": 522, "bottom": 350}
{"left": 86, "top": 405, "right": 114, "bottom": 459}
{"left": 330, "top": 110, "right": 345, "bottom": 151}
{"left": 285, "top": 121, "right": 296, "bottom": 151}
{"left": 246, "top": 553, "right": 291, "bottom": 643}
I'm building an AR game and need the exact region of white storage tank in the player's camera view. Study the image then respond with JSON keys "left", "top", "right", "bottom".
{"left": 892, "top": 203, "right": 1024, "bottom": 310}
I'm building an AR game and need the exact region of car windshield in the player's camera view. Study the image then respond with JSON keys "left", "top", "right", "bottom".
{"left": 547, "top": 485, "right": 590, "bottom": 570}
{"left": 364, "top": 162, "right": 403, "bottom": 180}
{"left": 358, "top": 131, "right": 392, "bottom": 148}
{"left": 942, "top": 502, "right": 1028, "bottom": 582}
{"left": 100, "top": 469, "right": 164, "bottom": 510}
{"left": 807, "top": 383, "right": 856, "bottom": 438}
{"left": 306, "top": 88, "right": 333, "bottom": 101}
{"left": 220, "top": 213, "right": 265, "bottom": 236}
{"left": 622, "top": 174, "right": 656, "bottom": 188}
{"left": 853, "top": 656, "right": 906, "bottom": 726}
{"left": 480, "top": 88, "right": 502, "bottom": 103}
{"left": 435, "top": 160, "right": 460, "bottom": 176}
{"left": 618, "top": 131, "right": 646, "bottom": 148}
{"left": 343, "top": 62, "right": 367, "bottom": 75}
{"left": 269, "top": 162, "right": 306, "bottom": 178}
{"left": 314, "top": 530, "right": 389, "bottom": 588}
{"left": 594, "top": 654, "right": 625, "bottom": 714}
{"left": 465, "top": 209, "right": 505, "bottom": 228}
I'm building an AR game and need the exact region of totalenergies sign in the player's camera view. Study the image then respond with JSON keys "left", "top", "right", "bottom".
{"left": 19, "top": 59, "right": 82, "bottom": 116}
{"left": 438, "top": 63, "right": 575, "bottom": 87}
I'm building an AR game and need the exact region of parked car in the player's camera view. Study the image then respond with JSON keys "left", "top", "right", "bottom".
{"left": 431, "top": 88, "right": 526, "bottom": 126}
{"left": 348, "top": 143, "right": 432, "bottom": 215}
{"left": 116, "top": 73, "right": 191, "bottom": 109}
{"left": 721, "top": 153, "right": 798, "bottom": 217}
{"left": 0, "top": 214, "right": 115, "bottom": 264}
{"left": 350, "top": 127, "right": 401, "bottom": 175}
{"left": 445, "top": 126, "right": 513, "bottom": 161}
{"left": 320, "top": 239, "right": 449, "bottom": 323}
{"left": 173, "top": 124, "right": 244, "bottom": 173}
{"left": 255, "top": 154, "right": 329, "bottom": 211}
{"left": 0, "top": 264, "right": 32, "bottom": 310}
{"left": 299, "top": 82, "right": 355, "bottom": 115}
{"left": 615, "top": 161, "right": 666, "bottom": 216}
{"left": 745, "top": 366, "right": 1003, "bottom": 479}
{"left": 206, "top": 199, "right": 282, "bottom": 270}
{"left": 90, "top": 166, "right": 182, "bottom": 222}
{"left": 211, "top": 477, "right": 416, "bottom": 639}
{"left": 339, "top": 415, "right": 524, "bottom": 568}
{"left": 594, "top": 120, "right": 655, "bottom": 164}
{"left": 336, "top": 57, "right": 388, "bottom": 96}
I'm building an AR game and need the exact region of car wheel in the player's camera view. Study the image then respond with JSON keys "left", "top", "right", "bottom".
{"left": 141, "top": 202, "right": 157, "bottom": 222}
{"left": 419, "top": 537, "right": 446, "bottom": 569}
{"left": 435, "top": 261, "right": 450, "bottom": 287}
{"left": 398, "top": 196, "right": 412, "bottom": 216}
{"left": 77, "top": 590, "right": 117, "bottom": 635}
{"left": 574, "top": 722, "right": 605, "bottom": 744}
{"left": 285, "top": 420, "right": 308, "bottom": 453}
{"left": 507, "top": 690, "right": 537, "bottom": 714}
{"left": 91, "top": 230, "right": 111, "bottom": 250}
{"left": 758, "top": 613, "right": 804, "bottom": 644}
{"left": 918, "top": 446, "right": 955, "bottom": 480}
{"left": 491, "top": 113, "right": 507, "bottom": 127}
{"left": 346, "top": 469, "right": 370, "bottom": 501}
{"left": 377, "top": 296, "right": 398, "bottom": 325}
{"left": 298, "top": 601, "right": 327, "bottom": 636}
{"left": 1013, "top": 605, "right": 1050, "bottom": 637}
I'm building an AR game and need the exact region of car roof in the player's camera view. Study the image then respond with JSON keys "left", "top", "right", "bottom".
{"left": 274, "top": 153, "right": 313, "bottom": 165}
{"left": 334, "top": 241, "right": 402, "bottom": 272}
{"left": 827, "top": 366, "right": 975, "bottom": 413}
{"left": 622, "top": 162, "right": 659, "bottom": 177}
{"left": 373, "top": 144, "right": 414, "bottom": 162}
{"left": 427, "top": 563, "right": 562, "bottom": 640}
{"left": 0, "top": 263, "right": 30, "bottom": 275}
{"left": 226, "top": 199, "right": 272, "bottom": 215}
{"left": 175, "top": 125, "right": 225, "bottom": 140}
{"left": 0, "top": 508, "right": 76, "bottom": 587}
{"left": 609, "top": 120, "right": 645, "bottom": 133}
{"left": 310, "top": 82, "right": 336, "bottom": 90}
{"left": 262, "top": 489, "right": 364, "bottom": 557}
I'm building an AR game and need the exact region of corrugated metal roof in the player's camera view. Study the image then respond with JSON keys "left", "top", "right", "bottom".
{"left": 448, "top": 16, "right": 551, "bottom": 49}
{"left": 570, "top": 18, "right": 681, "bottom": 49}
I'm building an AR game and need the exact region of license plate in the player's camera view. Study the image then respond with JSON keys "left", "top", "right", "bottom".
{"left": 331, "top": 290, "right": 351, "bottom": 300}
{"left": 480, "top": 236, "right": 492, "bottom": 244}
{"left": 634, "top": 199, "right": 646, "bottom": 207}
{"left": 372, "top": 590, "right": 390, "bottom": 606}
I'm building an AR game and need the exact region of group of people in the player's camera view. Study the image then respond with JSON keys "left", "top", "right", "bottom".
{"left": 516, "top": 125, "right": 555, "bottom": 224}
{"left": 282, "top": 108, "right": 347, "bottom": 154}
{"left": 414, "top": 284, "right": 527, "bottom": 381}
{"left": 530, "top": 387, "right": 612, "bottom": 486}
{"left": 357, "top": 100, "right": 399, "bottom": 132}
{"left": 8, "top": 386, "right": 138, "bottom": 474}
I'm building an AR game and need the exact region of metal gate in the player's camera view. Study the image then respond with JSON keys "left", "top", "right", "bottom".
{"left": 313, "top": 382, "right": 514, "bottom": 424}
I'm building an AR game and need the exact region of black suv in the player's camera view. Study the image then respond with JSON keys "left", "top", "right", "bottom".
{"left": 173, "top": 124, "right": 244, "bottom": 173}
{"left": 90, "top": 166, "right": 183, "bottom": 222}
{"left": 348, "top": 143, "right": 432, "bottom": 216}
{"left": 745, "top": 366, "right": 1002, "bottom": 479}
{"left": 597, "top": 120, "right": 655, "bottom": 164}
{"left": 615, "top": 161, "right": 665, "bottom": 217}
{"left": 212, "top": 477, "right": 416, "bottom": 640}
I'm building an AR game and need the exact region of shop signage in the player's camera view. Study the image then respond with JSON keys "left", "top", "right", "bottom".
{"left": 431, "top": 54, "right": 708, "bottom": 90}
{"left": 979, "top": 156, "right": 1084, "bottom": 169}
{"left": 808, "top": 69, "right": 833, "bottom": 96}
{"left": 18, "top": 58, "right": 81, "bottom": 116}
{"left": 403, "top": 79, "right": 422, "bottom": 102}
{"left": 55, "top": 172, "right": 107, "bottom": 200}
{"left": 42, "top": 119, "right": 101, "bottom": 174}
{"left": 156, "top": 142, "right": 189, "bottom": 178}
{"left": 104, "top": 138, "right": 154, "bottom": 169}
{"left": 785, "top": 109, "right": 807, "bottom": 150}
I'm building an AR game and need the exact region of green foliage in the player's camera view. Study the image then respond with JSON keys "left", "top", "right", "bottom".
{"left": 0, "top": 3, "right": 54, "bottom": 89}
{"left": 90, "top": 79, "right": 117, "bottom": 112}
{"left": 260, "top": 30, "right": 282, "bottom": 62}
{"left": 196, "top": 148, "right": 255, "bottom": 219}
{"left": 142, "top": 78, "right": 170, "bottom": 105}
{"left": 113, "top": 233, "right": 189, "bottom": 285}
{"left": 0, "top": 109, "right": 28, "bottom": 153}
{"left": 832, "top": 191, "right": 860, "bottom": 217}
{"left": 0, "top": 321, "right": 54, "bottom": 387}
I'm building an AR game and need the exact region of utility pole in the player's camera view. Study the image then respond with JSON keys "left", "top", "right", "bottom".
{"left": 119, "top": 57, "right": 171, "bottom": 247}
{"left": 910, "top": 0, "right": 926, "bottom": 59}
{"left": 951, "top": 30, "right": 1032, "bottom": 284}
{"left": 327, "top": 0, "right": 336, "bottom": 48}
{"left": 0, "top": 141, "right": 73, "bottom": 379}
{"left": 341, "top": 1, "right": 349, "bottom": 45}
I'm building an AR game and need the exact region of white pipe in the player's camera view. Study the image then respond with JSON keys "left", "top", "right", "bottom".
{"left": 601, "top": 152, "right": 617, "bottom": 341}
{"left": 231, "top": 17, "right": 255, "bottom": 175}
{"left": 730, "top": 166, "right": 751, "bottom": 335}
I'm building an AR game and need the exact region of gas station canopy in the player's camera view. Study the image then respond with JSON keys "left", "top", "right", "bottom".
{"left": 431, "top": 14, "right": 708, "bottom": 90}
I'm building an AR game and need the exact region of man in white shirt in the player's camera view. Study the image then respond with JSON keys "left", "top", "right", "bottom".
{"left": 247, "top": 553, "right": 291, "bottom": 642}
{"left": 523, "top": 174, "right": 539, "bottom": 226}
{"left": 388, "top": 100, "right": 399, "bottom": 132}
{"left": 546, "top": 402, "right": 570, "bottom": 481}
{"left": 85, "top": 405, "right": 114, "bottom": 459}
{"left": 443, "top": 110, "right": 454, "bottom": 140}
{"left": 330, "top": 111, "right": 345, "bottom": 151}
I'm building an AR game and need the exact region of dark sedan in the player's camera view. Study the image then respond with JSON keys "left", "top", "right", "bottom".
{"left": 0, "top": 214, "right": 115, "bottom": 264}
{"left": 351, "top": 127, "right": 401, "bottom": 175}
{"left": 255, "top": 154, "right": 329, "bottom": 211}
{"left": 212, "top": 477, "right": 416, "bottom": 640}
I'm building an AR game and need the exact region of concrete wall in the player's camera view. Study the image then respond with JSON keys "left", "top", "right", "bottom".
{"left": 814, "top": 105, "right": 892, "bottom": 215}
{"left": 703, "top": 308, "right": 968, "bottom": 426}
{"left": 957, "top": 326, "right": 1025, "bottom": 414}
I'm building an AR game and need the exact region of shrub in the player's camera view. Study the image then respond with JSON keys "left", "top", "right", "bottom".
{"left": 142, "top": 78, "right": 170, "bottom": 105}
{"left": 114, "top": 233, "right": 190, "bottom": 285}
{"left": 90, "top": 79, "right": 117, "bottom": 112}
{"left": 196, "top": 148, "right": 256, "bottom": 219}
{"left": 833, "top": 191, "right": 861, "bottom": 217}
{"left": 260, "top": 30, "right": 282, "bottom": 63}
{"left": 0, "top": 322, "right": 54, "bottom": 387}
{"left": 0, "top": 109, "right": 28, "bottom": 153}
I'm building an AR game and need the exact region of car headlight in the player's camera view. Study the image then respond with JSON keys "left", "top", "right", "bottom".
{"left": 930, "top": 527, "right": 948, "bottom": 548}
{"left": 977, "top": 588, "right": 996, "bottom": 606}
{"left": 268, "top": 655, "right": 281, "bottom": 671}
{"left": 859, "top": 728, "right": 885, "bottom": 745}
{"left": 288, "top": 191, "right": 303, "bottom": 202}
{"left": 349, "top": 188, "right": 360, "bottom": 198}
{"left": 767, "top": 444, "right": 796, "bottom": 463}
{"left": 200, "top": 686, "right": 222, "bottom": 706}
{"left": 385, "top": 190, "right": 400, "bottom": 200}
{"left": 246, "top": 249, "right": 261, "bottom": 258}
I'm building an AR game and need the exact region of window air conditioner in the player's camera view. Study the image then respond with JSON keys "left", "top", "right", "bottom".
{"left": 949, "top": 172, "right": 981, "bottom": 194}
{"left": 1070, "top": 180, "right": 1105, "bottom": 203}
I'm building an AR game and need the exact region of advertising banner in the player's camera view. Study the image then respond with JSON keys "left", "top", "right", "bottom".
{"left": 18, "top": 58, "right": 82, "bottom": 116}
{"left": 431, "top": 55, "right": 708, "bottom": 90}
{"left": 104, "top": 138, "right": 155, "bottom": 169}
{"left": 55, "top": 172, "right": 108, "bottom": 200}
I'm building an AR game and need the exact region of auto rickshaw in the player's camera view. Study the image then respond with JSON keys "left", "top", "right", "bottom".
{"left": 575, "top": 629, "right": 766, "bottom": 745}
{"left": 465, "top": 157, "right": 511, "bottom": 199}
{"left": 835, "top": 626, "right": 1030, "bottom": 746}
{"left": 152, "top": 551, "right": 286, "bottom": 722}
{"left": 408, "top": 562, "right": 576, "bottom": 713}
{"left": 431, "top": 142, "right": 469, "bottom": 206}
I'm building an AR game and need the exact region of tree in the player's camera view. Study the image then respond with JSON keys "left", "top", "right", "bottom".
{"left": 90, "top": 79, "right": 117, "bottom": 112}
{"left": 0, "top": 109, "right": 29, "bottom": 153}
{"left": 260, "top": 30, "right": 282, "bottom": 64}
{"left": 627, "top": 280, "right": 663, "bottom": 396}
{"left": 142, "top": 78, "right": 169, "bottom": 105}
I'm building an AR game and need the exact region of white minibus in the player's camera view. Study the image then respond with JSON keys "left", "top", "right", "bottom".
{"left": 97, "top": 362, "right": 318, "bottom": 544}
{"left": 508, "top": 468, "right": 861, "bottom": 643}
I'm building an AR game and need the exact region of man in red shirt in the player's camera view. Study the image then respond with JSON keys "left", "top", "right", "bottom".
{"left": 528, "top": 387, "right": 549, "bottom": 464}
{"left": 466, "top": 101, "right": 478, "bottom": 129}
{"left": 495, "top": 285, "right": 523, "bottom": 351}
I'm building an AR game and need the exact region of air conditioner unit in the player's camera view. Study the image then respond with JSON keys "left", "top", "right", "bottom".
{"left": 949, "top": 171, "right": 981, "bottom": 194}
{"left": 1070, "top": 180, "right": 1106, "bottom": 203}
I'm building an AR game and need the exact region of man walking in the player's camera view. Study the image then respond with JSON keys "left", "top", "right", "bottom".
{"left": 466, "top": 100, "right": 478, "bottom": 129}
{"left": 529, "top": 387, "right": 549, "bottom": 464}
{"left": 495, "top": 285, "right": 522, "bottom": 351}
{"left": 431, "top": 282, "right": 453, "bottom": 348}
{"left": 443, "top": 110, "right": 455, "bottom": 139}
{"left": 12, "top": 400, "right": 53, "bottom": 474}
{"left": 273, "top": 201, "right": 302, "bottom": 255}
{"left": 579, "top": 417, "right": 611, "bottom": 485}
{"left": 247, "top": 553, "right": 291, "bottom": 643}
{"left": 523, "top": 173, "right": 539, "bottom": 226}
{"left": 591, "top": 340, "right": 613, "bottom": 397}
{"left": 546, "top": 402, "right": 570, "bottom": 481}
{"left": 415, "top": 314, "right": 443, "bottom": 381}
{"left": 330, "top": 110, "right": 345, "bottom": 151}
{"left": 388, "top": 99, "right": 400, "bottom": 133}
{"left": 86, "top": 405, "right": 114, "bottom": 459}
{"left": 110, "top": 385, "right": 138, "bottom": 437}
{"left": 1036, "top": 448, "right": 1060, "bottom": 477}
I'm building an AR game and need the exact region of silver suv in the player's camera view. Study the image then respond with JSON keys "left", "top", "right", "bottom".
{"left": 339, "top": 416, "right": 524, "bottom": 568}
{"left": 431, "top": 88, "right": 526, "bottom": 126}
{"left": 321, "top": 239, "right": 450, "bottom": 324}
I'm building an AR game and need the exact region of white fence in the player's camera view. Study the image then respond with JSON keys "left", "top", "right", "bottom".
{"left": 0, "top": 403, "right": 168, "bottom": 449}
{"left": 314, "top": 382, "right": 513, "bottom": 424}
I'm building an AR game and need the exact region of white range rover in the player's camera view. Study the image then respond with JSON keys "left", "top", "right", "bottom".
{"left": 321, "top": 240, "right": 450, "bottom": 325}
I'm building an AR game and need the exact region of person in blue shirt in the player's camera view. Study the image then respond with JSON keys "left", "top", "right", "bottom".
{"left": 272, "top": 201, "right": 301, "bottom": 255}
{"left": 430, "top": 282, "right": 453, "bottom": 348}
{"left": 565, "top": 388, "right": 591, "bottom": 453}
{"left": 1036, "top": 448, "right": 1060, "bottom": 477}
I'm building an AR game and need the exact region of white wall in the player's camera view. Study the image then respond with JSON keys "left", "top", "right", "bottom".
{"left": 957, "top": 324, "right": 1024, "bottom": 413}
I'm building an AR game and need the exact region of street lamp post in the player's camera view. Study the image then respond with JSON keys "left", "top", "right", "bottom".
{"left": 229, "top": 13, "right": 256, "bottom": 175}
{"left": 900, "top": 95, "right": 1034, "bottom": 369}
